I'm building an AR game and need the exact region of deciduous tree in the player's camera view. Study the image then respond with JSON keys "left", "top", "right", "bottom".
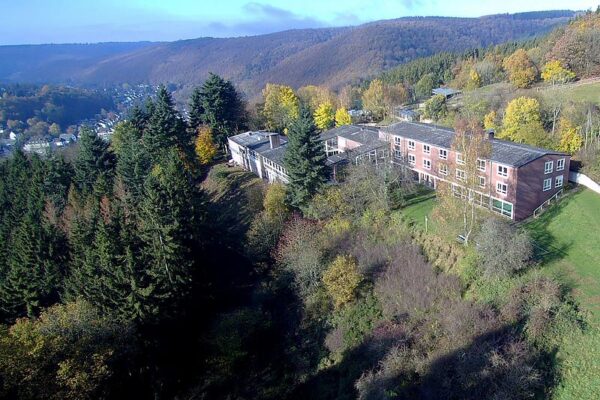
{"left": 541, "top": 60, "right": 576, "bottom": 85}
{"left": 322, "top": 255, "right": 362, "bottom": 309}
{"left": 262, "top": 83, "right": 300, "bottom": 133}
{"left": 504, "top": 49, "right": 537, "bottom": 88}
{"left": 313, "top": 102, "right": 335, "bottom": 130}
{"left": 335, "top": 107, "right": 352, "bottom": 127}
{"left": 194, "top": 126, "right": 218, "bottom": 165}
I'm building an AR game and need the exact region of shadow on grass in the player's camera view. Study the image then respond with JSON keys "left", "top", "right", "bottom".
{"left": 525, "top": 199, "right": 572, "bottom": 266}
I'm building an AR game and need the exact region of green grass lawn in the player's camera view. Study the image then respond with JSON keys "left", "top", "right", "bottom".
{"left": 525, "top": 189, "right": 600, "bottom": 399}
{"left": 543, "top": 81, "right": 600, "bottom": 105}
{"left": 399, "top": 188, "right": 437, "bottom": 229}
{"left": 526, "top": 189, "right": 600, "bottom": 322}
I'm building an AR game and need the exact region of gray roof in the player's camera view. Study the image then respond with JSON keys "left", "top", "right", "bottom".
{"left": 260, "top": 145, "right": 287, "bottom": 164}
{"left": 432, "top": 87, "right": 461, "bottom": 97}
{"left": 382, "top": 121, "right": 566, "bottom": 167}
{"left": 229, "top": 131, "right": 287, "bottom": 154}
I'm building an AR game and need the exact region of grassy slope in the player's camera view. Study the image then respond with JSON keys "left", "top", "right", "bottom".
{"left": 401, "top": 188, "right": 600, "bottom": 399}
{"left": 525, "top": 189, "right": 600, "bottom": 400}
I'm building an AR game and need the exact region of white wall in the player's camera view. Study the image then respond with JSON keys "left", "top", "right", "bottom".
{"left": 569, "top": 171, "right": 600, "bottom": 195}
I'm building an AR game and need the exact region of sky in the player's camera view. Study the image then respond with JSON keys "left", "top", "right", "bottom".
{"left": 1, "top": 0, "right": 598, "bottom": 45}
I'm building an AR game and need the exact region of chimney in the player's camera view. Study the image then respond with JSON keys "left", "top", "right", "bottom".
{"left": 487, "top": 129, "right": 495, "bottom": 140}
{"left": 268, "top": 133, "right": 281, "bottom": 149}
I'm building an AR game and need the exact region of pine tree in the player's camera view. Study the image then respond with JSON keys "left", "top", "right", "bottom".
{"left": 138, "top": 149, "right": 196, "bottom": 317}
{"left": 114, "top": 122, "right": 150, "bottom": 200}
{"left": 189, "top": 73, "right": 246, "bottom": 147}
{"left": 188, "top": 87, "right": 204, "bottom": 131}
{"left": 74, "top": 127, "right": 116, "bottom": 195}
{"left": 284, "top": 107, "right": 328, "bottom": 209}
{"left": 143, "top": 85, "right": 187, "bottom": 159}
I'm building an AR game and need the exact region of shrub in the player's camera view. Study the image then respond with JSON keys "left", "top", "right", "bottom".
{"left": 322, "top": 255, "right": 363, "bottom": 308}
{"left": 475, "top": 218, "right": 533, "bottom": 277}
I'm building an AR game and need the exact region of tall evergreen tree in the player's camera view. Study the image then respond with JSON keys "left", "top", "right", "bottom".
{"left": 114, "top": 122, "right": 151, "bottom": 200}
{"left": 143, "top": 85, "right": 187, "bottom": 159}
{"left": 74, "top": 127, "right": 116, "bottom": 195}
{"left": 138, "top": 149, "right": 197, "bottom": 318}
{"left": 283, "top": 107, "right": 328, "bottom": 209}
{"left": 188, "top": 87, "right": 204, "bottom": 132}
{"left": 189, "top": 73, "right": 246, "bottom": 147}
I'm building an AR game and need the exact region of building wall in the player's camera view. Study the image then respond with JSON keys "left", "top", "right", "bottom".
{"left": 515, "top": 154, "right": 569, "bottom": 220}
{"left": 384, "top": 131, "right": 569, "bottom": 220}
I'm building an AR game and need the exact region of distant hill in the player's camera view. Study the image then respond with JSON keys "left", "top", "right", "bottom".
{"left": 0, "top": 11, "right": 576, "bottom": 98}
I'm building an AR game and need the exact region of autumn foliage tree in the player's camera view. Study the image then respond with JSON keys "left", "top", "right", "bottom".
{"left": 541, "top": 60, "right": 576, "bottom": 85}
{"left": 322, "top": 255, "right": 362, "bottom": 309}
{"left": 335, "top": 108, "right": 352, "bottom": 127}
{"left": 501, "top": 97, "right": 544, "bottom": 143}
{"left": 362, "top": 79, "right": 387, "bottom": 121}
{"left": 504, "top": 49, "right": 538, "bottom": 88}
{"left": 313, "top": 102, "right": 335, "bottom": 130}
{"left": 195, "top": 126, "right": 218, "bottom": 165}
{"left": 262, "top": 83, "right": 300, "bottom": 133}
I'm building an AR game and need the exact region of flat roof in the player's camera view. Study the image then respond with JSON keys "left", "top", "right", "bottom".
{"left": 382, "top": 121, "right": 567, "bottom": 167}
{"left": 432, "top": 87, "right": 461, "bottom": 97}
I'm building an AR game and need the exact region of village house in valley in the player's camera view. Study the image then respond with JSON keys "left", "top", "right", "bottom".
{"left": 228, "top": 121, "right": 570, "bottom": 221}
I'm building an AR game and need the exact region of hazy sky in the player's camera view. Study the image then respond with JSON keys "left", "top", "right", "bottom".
{"left": 1, "top": 0, "right": 598, "bottom": 45}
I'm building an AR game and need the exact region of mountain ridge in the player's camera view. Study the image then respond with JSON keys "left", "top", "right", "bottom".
{"left": 0, "top": 10, "right": 577, "bottom": 98}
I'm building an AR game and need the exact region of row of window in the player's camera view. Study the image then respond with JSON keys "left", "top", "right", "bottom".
{"left": 450, "top": 184, "right": 513, "bottom": 218}
{"left": 543, "top": 175, "right": 563, "bottom": 191}
{"left": 545, "top": 159, "right": 566, "bottom": 174}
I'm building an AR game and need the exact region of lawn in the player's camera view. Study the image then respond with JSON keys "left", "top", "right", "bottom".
{"left": 399, "top": 187, "right": 437, "bottom": 229}
{"left": 525, "top": 189, "right": 600, "bottom": 400}
{"left": 526, "top": 189, "right": 600, "bottom": 321}
{"left": 543, "top": 81, "right": 600, "bottom": 105}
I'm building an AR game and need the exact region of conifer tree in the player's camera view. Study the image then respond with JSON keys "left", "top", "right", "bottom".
{"left": 137, "top": 149, "right": 196, "bottom": 317}
{"left": 283, "top": 107, "right": 328, "bottom": 209}
{"left": 74, "top": 127, "right": 116, "bottom": 195}
{"left": 114, "top": 122, "right": 150, "bottom": 200}
{"left": 188, "top": 74, "right": 246, "bottom": 147}
{"left": 143, "top": 85, "right": 187, "bottom": 158}
{"left": 188, "top": 87, "right": 204, "bottom": 132}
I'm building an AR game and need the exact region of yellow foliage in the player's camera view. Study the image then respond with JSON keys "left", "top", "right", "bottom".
{"left": 483, "top": 110, "right": 498, "bottom": 131}
{"left": 541, "top": 60, "right": 576, "bottom": 85}
{"left": 503, "top": 49, "right": 537, "bottom": 88}
{"left": 262, "top": 83, "right": 300, "bottom": 132}
{"left": 263, "top": 183, "right": 289, "bottom": 220}
{"left": 314, "top": 102, "right": 335, "bottom": 130}
{"left": 468, "top": 69, "right": 481, "bottom": 89}
{"left": 362, "top": 79, "right": 387, "bottom": 121}
{"left": 195, "top": 126, "right": 218, "bottom": 165}
{"left": 322, "top": 255, "right": 362, "bottom": 308}
{"left": 335, "top": 107, "right": 352, "bottom": 127}
{"left": 501, "top": 97, "right": 542, "bottom": 141}
{"left": 558, "top": 118, "right": 584, "bottom": 154}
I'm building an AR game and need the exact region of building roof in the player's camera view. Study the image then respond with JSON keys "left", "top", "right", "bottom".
{"left": 432, "top": 87, "right": 461, "bottom": 97}
{"left": 229, "top": 130, "right": 287, "bottom": 154}
{"left": 382, "top": 121, "right": 567, "bottom": 167}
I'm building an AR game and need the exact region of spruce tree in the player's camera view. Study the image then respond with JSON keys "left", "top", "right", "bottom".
{"left": 138, "top": 149, "right": 196, "bottom": 318}
{"left": 188, "top": 87, "right": 204, "bottom": 131}
{"left": 74, "top": 127, "right": 116, "bottom": 195}
{"left": 115, "top": 122, "right": 150, "bottom": 200}
{"left": 143, "top": 85, "right": 187, "bottom": 159}
{"left": 283, "top": 107, "right": 328, "bottom": 209}
{"left": 191, "top": 73, "right": 246, "bottom": 147}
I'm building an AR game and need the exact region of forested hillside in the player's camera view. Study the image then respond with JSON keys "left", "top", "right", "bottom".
{"left": 0, "top": 11, "right": 575, "bottom": 98}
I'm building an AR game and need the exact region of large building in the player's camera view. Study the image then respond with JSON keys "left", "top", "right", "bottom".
{"left": 228, "top": 121, "right": 570, "bottom": 221}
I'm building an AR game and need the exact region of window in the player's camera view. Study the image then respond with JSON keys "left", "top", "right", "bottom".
{"left": 439, "top": 164, "right": 448, "bottom": 175}
{"left": 423, "top": 159, "right": 431, "bottom": 170}
{"left": 492, "top": 199, "right": 513, "bottom": 218}
{"left": 543, "top": 178, "right": 552, "bottom": 191}
{"left": 477, "top": 159, "right": 486, "bottom": 172}
{"left": 439, "top": 149, "right": 448, "bottom": 160}
{"left": 497, "top": 165, "right": 508, "bottom": 177}
{"left": 456, "top": 153, "right": 465, "bottom": 165}
{"left": 478, "top": 176, "right": 486, "bottom": 187}
{"left": 394, "top": 136, "right": 401, "bottom": 145}
{"left": 408, "top": 140, "right": 415, "bottom": 150}
{"left": 423, "top": 144, "right": 431, "bottom": 154}
{"left": 555, "top": 175, "right": 564, "bottom": 188}
{"left": 557, "top": 158, "right": 565, "bottom": 171}
{"left": 544, "top": 161, "right": 554, "bottom": 174}
{"left": 456, "top": 169, "right": 466, "bottom": 181}
{"left": 394, "top": 149, "right": 402, "bottom": 159}
{"left": 408, "top": 154, "right": 416, "bottom": 165}
{"left": 496, "top": 182, "right": 507, "bottom": 195}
